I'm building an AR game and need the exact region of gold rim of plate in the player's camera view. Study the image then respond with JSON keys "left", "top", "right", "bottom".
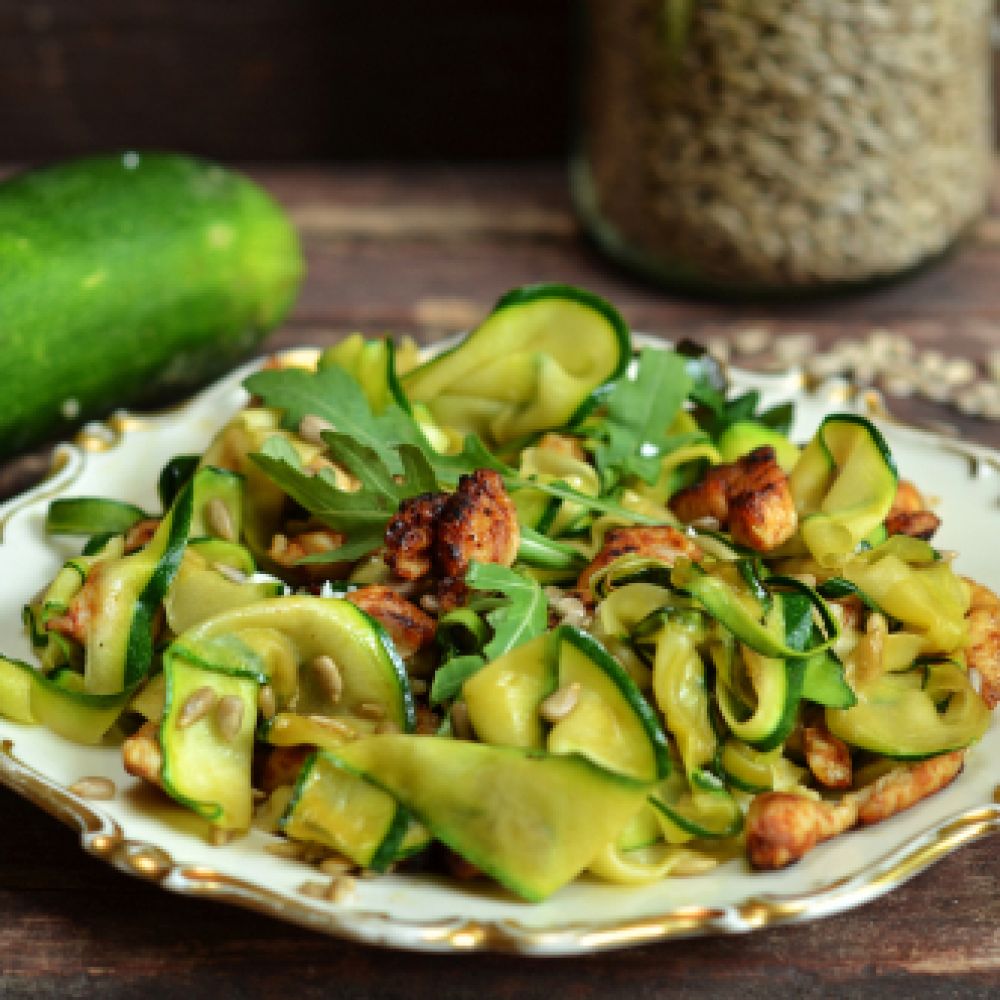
{"left": 1, "top": 345, "right": 998, "bottom": 956}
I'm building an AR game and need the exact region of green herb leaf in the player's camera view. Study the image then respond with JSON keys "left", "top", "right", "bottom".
{"left": 591, "top": 347, "right": 694, "bottom": 486}
{"left": 466, "top": 562, "right": 548, "bottom": 660}
{"left": 249, "top": 434, "right": 432, "bottom": 562}
{"left": 430, "top": 654, "right": 485, "bottom": 706}
{"left": 244, "top": 366, "right": 425, "bottom": 473}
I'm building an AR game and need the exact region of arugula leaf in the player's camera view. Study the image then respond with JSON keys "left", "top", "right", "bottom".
{"left": 430, "top": 654, "right": 485, "bottom": 706}
{"left": 244, "top": 366, "right": 424, "bottom": 472}
{"left": 590, "top": 347, "right": 694, "bottom": 486}
{"left": 466, "top": 562, "right": 547, "bottom": 660}
{"left": 249, "top": 433, "right": 435, "bottom": 562}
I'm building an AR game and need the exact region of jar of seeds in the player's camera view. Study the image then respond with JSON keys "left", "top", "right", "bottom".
{"left": 572, "top": 0, "right": 994, "bottom": 295}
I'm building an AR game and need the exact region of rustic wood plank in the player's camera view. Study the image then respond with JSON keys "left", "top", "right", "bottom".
{"left": 0, "top": 783, "right": 996, "bottom": 998}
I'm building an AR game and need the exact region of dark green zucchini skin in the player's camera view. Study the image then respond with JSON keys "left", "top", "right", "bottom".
{"left": 0, "top": 152, "right": 304, "bottom": 458}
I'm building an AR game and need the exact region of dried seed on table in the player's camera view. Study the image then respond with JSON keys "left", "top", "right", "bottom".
{"left": 539, "top": 682, "right": 582, "bottom": 724}
{"left": 205, "top": 498, "right": 237, "bottom": 542}
{"left": 734, "top": 327, "right": 772, "bottom": 355}
{"left": 311, "top": 654, "right": 343, "bottom": 704}
{"left": 68, "top": 776, "right": 116, "bottom": 800}
{"left": 298, "top": 413, "right": 334, "bottom": 446}
{"left": 216, "top": 695, "right": 245, "bottom": 742}
{"left": 177, "top": 686, "right": 218, "bottom": 729}
{"left": 943, "top": 358, "right": 976, "bottom": 387}
{"left": 356, "top": 701, "right": 385, "bottom": 721}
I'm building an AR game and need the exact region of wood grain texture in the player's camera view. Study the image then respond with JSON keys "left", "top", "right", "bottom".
{"left": 0, "top": 163, "right": 999, "bottom": 997}
{"left": 0, "top": 0, "right": 573, "bottom": 161}
{"left": 0, "top": 1, "right": 997, "bottom": 162}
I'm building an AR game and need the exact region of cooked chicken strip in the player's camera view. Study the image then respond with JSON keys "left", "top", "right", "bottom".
{"left": 855, "top": 751, "right": 965, "bottom": 826}
{"left": 803, "top": 724, "right": 853, "bottom": 790}
{"left": 671, "top": 446, "right": 797, "bottom": 552}
{"left": 577, "top": 525, "right": 702, "bottom": 594}
{"left": 384, "top": 492, "right": 448, "bottom": 581}
{"left": 964, "top": 577, "right": 1000, "bottom": 708}
{"left": 346, "top": 585, "right": 436, "bottom": 658}
{"left": 746, "top": 792, "right": 859, "bottom": 870}
{"left": 435, "top": 469, "right": 520, "bottom": 579}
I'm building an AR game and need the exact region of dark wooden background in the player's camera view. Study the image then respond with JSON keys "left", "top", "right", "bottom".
{"left": 0, "top": 0, "right": 996, "bottom": 163}
{"left": 0, "top": 0, "right": 574, "bottom": 162}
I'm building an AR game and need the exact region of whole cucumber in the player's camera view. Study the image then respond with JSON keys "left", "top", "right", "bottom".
{"left": 0, "top": 152, "right": 304, "bottom": 458}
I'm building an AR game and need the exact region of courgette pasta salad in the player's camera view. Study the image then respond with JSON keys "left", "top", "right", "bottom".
{"left": 2, "top": 284, "right": 996, "bottom": 902}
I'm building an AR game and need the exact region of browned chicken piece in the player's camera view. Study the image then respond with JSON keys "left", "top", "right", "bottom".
{"left": 537, "top": 432, "right": 587, "bottom": 462}
{"left": 122, "top": 720, "right": 163, "bottom": 787}
{"left": 435, "top": 469, "right": 520, "bottom": 580}
{"left": 671, "top": 446, "right": 798, "bottom": 552}
{"left": 746, "top": 792, "right": 859, "bottom": 870}
{"left": 123, "top": 518, "right": 161, "bottom": 553}
{"left": 384, "top": 492, "right": 448, "bottom": 580}
{"left": 346, "top": 585, "right": 436, "bottom": 658}
{"left": 45, "top": 562, "right": 106, "bottom": 644}
{"left": 259, "top": 746, "right": 312, "bottom": 793}
{"left": 414, "top": 704, "right": 441, "bottom": 736}
{"left": 885, "top": 479, "right": 940, "bottom": 540}
{"left": 855, "top": 751, "right": 965, "bottom": 826}
{"left": 670, "top": 464, "right": 734, "bottom": 526}
{"left": 577, "top": 525, "right": 702, "bottom": 594}
{"left": 964, "top": 577, "right": 1000, "bottom": 708}
{"left": 802, "top": 724, "right": 853, "bottom": 790}
{"left": 748, "top": 748, "right": 967, "bottom": 869}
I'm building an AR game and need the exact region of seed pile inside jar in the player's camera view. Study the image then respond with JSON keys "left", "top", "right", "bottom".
{"left": 578, "top": 0, "right": 992, "bottom": 289}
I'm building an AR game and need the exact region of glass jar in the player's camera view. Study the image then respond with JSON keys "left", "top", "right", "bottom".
{"left": 572, "top": 0, "right": 994, "bottom": 296}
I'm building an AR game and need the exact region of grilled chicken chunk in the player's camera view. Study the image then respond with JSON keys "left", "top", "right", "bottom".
{"left": 577, "top": 525, "right": 702, "bottom": 594}
{"left": 383, "top": 469, "right": 519, "bottom": 609}
{"left": 885, "top": 479, "right": 940, "bottom": 540}
{"left": 746, "top": 792, "right": 858, "bottom": 870}
{"left": 671, "top": 446, "right": 797, "bottom": 552}
{"left": 747, "top": 750, "right": 965, "bottom": 869}
{"left": 346, "top": 585, "right": 436, "bottom": 658}
{"left": 964, "top": 578, "right": 1000, "bottom": 708}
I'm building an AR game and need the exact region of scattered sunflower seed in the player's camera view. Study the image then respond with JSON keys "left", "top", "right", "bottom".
{"left": 539, "top": 682, "right": 582, "bottom": 724}
{"left": 205, "top": 498, "right": 237, "bottom": 542}
{"left": 215, "top": 695, "right": 246, "bottom": 742}
{"left": 177, "top": 686, "right": 218, "bottom": 729}
{"left": 298, "top": 413, "right": 334, "bottom": 446}
{"left": 311, "top": 654, "right": 344, "bottom": 704}
{"left": 213, "top": 561, "right": 248, "bottom": 584}
{"left": 68, "top": 776, "right": 116, "bottom": 800}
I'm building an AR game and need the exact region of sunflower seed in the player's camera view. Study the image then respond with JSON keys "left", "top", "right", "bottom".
{"left": 215, "top": 695, "right": 245, "bottom": 742}
{"left": 205, "top": 498, "right": 237, "bottom": 542}
{"left": 177, "top": 686, "right": 218, "bottom": 729}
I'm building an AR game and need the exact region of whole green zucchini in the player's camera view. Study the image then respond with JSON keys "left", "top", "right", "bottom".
{"left": 0, "top": 152, "right": 304, "bottom": 458}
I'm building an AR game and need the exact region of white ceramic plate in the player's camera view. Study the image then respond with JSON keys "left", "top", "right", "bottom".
{"left": 1, "top": 351, "right": 997, "bottom": 955}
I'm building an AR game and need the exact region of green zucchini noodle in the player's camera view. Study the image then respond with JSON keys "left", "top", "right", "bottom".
{"left": 1, "top": 285, "right": 994, "bottom": 900}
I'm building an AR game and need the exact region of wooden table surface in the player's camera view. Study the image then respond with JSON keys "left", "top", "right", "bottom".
{"left": 1, "top": 164, "right": 998, "bottom": 998}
